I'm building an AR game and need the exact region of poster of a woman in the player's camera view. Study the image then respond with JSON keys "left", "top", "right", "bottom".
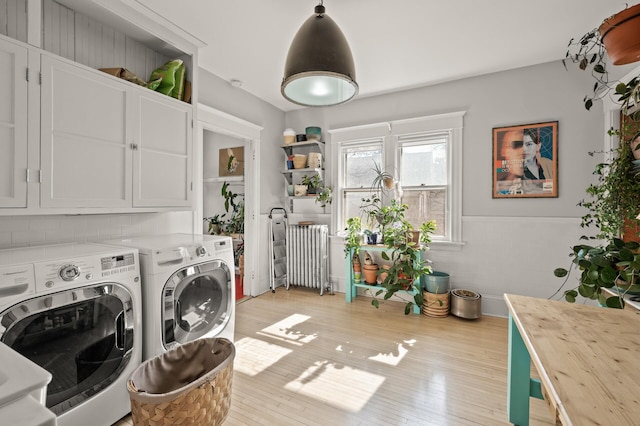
{"left": 493, "top": 121, "right": 558, "bottom": 198}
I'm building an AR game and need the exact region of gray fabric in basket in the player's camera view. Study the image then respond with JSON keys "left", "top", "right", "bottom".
{"left": 129, "top": 338, "right": 234, "bottom": 401}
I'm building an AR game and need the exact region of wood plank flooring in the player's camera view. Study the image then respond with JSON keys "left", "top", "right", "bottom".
{"left": 114, "top": 288, "right": 554, "bottom": 425}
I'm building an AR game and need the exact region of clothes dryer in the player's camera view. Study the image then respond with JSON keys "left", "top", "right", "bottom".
{"left": 0, "top": 242, "right": 142, "bottom": 426}
{"left": 103, "top": 234, "right": 235, "bottom": 360}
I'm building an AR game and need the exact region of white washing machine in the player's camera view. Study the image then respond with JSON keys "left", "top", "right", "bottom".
{"left": 0, "top": 242, "right": 142, "bottom": 426}
{"left": 103, "top": 234, "right": 235, "bottom": 360}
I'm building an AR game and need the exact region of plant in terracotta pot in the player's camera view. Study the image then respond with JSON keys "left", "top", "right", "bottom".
{"left": 563, "top": 3, "right": 640, "bottom": 115}
{"left": 362, "top": 250, "right": 379, "bottom": 285}
{"left": 363, "top": 265, "right": 380, "bottom": 285}
{"left": 598, "top": 3, "right": 640, "bottom": 66}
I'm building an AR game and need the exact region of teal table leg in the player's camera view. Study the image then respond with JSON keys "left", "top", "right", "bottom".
{"left": 345, "top": 249, "right": 352, "bottom": 303}
{"left": 344, "top": 249, "right": 356, "bottom": 303}
{"left": 507, "top": 314, "right": 531, "bottom": 425}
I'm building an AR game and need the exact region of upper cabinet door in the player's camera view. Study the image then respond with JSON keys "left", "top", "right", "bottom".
{"left": 40, "top": 55, "right": 131, "bottom": 208}
{"left": 0, "top": 37, "right": 28, "bottom": 208}
{"left": 132, "top": 91, "right": 192, "bottom": 207}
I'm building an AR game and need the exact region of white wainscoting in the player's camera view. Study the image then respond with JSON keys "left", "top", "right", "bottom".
{"left": 257, "top": 215, "right": 587, "bottom": 318}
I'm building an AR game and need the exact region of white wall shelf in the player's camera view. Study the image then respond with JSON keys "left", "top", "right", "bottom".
{"left": 204, "top": 176, "right": 245, "bottom": 183}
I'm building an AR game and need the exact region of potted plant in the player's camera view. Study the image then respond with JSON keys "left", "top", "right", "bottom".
{"left": 368, "top": 199, "right": 438, "bottom": 314}
{"left": 563, "top": 7, "right": 640, "bottom": 243}
{"left": 362, "top": 251, "right": 380, "bottom": 285}
{"left": 344, "top": 216, "right": 362, "bottom": 257}
{"left": 221, "top": 181, "right": 245, "bottom": 237}
{"left": 359, "top": 193, "right": 383, "bottom": 230}
{"left": 344, "top": 216, "right": 364, "bottom": 284}
{"left": 316, "top": 185, "right": 333, "bottom": 208}
{"left": 203, "top": 213, "right": 225, "bottom": 235}
{"left": 554, "top": 7, "right": 640, "bottom": 308}
{"left": 578, "top": 125, "right": 640, "bottom": 242}
{"left": 363, "top": 229, "right": 378, "bottom": 245}
{"left": 554, "top": 238, "right": 640, "bottom": 308}
{"left": 371, "top": 161, "right": 397, "bottom": 191}
{"left": 301, "top": 174, "right": 322, "bottom": 195}
{"left": 563, "top": 4, "right": 640, "bottom": 116}
{"left": 598, "top": 4, "right": 640, "bottom": 66}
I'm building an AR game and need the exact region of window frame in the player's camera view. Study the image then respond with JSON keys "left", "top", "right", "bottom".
{"left": 329, "top": 111, "right": 465, "bottom": 248}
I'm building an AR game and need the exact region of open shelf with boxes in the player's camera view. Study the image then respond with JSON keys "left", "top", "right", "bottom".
{"left": 281, "top": 141, "right": 325, "bottom": 195}
{"left": 280, "top": 140, "right": 326, "bottom": 212}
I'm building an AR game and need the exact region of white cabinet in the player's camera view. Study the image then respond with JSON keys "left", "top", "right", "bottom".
{"left": 40, "top": 54, "right": 130, "bottom": 208}
{"left": 134, "top": 91, "right": 192, "bottom": 207}
{"left": 0, "top": 0, "right": 200, "bottom": 215}
{"left": 0, "top": 37, "right": 28, "bottom": 208}
{"left": 40, "top": 54, "right": 192, "bottom": 209}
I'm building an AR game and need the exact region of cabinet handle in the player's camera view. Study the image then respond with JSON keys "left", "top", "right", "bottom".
{"left": 130, "top": 143, "right": 138, "bottom": 150}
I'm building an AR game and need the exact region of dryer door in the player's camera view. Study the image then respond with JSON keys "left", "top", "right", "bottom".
{"left": 163, "top": 260, "right": 232, "bottom": 349}
{"left": 0, "top": 283, "right": 135, "bottom": 415}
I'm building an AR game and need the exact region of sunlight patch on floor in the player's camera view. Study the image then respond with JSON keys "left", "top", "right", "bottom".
{"left": 367, "top": 341, "right": 410, "bottom": 366}
{"left": 257, "top": 313, "right": 317, "bottom": 345}
{"left": 234, "top": 337, "right": 292, "bottom": 376}
{"left": 369, "top": 343, "right": 409, "bottom": 366}
{"left": 284, "top": 361, "right": 385, "bottom": 412}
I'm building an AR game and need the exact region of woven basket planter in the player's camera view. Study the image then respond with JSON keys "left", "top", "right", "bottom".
{"left": 422, "top": 290, "right": 450, "bottom": 318}
{"left": 128, "top": 338, "right": 235, "bottom": 426}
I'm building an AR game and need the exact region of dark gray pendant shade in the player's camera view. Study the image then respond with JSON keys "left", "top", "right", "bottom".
{"left": 281, "top": 3, "right": 358, "bottom": 107}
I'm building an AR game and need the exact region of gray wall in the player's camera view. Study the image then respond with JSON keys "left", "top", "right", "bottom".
{"left": 283, "top": 60, "right": 607, "bottom": 315}
{"left": 198, "top": 69, "right": 286, "bottom": 215}
{"left": 286, "top": 60, "right": 603, "bottom": 218}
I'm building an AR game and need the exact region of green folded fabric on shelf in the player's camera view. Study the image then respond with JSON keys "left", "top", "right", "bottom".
{"left": 147, "top": 59, "right": 185, "bottom": 99}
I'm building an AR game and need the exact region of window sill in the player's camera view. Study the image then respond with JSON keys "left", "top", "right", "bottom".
{"left": 428, "top": 240, "right": 465, "bottom": 251}
{"left": 331, "top": 235, "right": 465, "bottom": 251}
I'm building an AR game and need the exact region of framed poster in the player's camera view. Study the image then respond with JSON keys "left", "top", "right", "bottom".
{"left": 492, "top": 121, "right": 558, "bottom": 198}
{"left": 219, "top": 146, "right": 244, "bottom": 177}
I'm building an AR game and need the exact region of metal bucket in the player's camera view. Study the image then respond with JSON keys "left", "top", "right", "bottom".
{"left": 450, "top": 289, "right": 482, "bottom": 319}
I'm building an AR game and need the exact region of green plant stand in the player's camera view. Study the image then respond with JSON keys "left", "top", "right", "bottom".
{"left": 345, "top": 245, "right": 421, "bottom": 314}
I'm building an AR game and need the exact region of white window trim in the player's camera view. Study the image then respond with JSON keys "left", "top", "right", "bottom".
{"left": 329, "top": 111, "right": 466, "bottom": 248}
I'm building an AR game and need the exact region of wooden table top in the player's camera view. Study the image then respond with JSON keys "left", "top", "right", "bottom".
{"left": 504, "top": 294, "right": 640, "bottom": 426}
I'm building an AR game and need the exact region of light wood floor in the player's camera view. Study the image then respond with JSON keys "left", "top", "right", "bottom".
{"left": 115, "top": 288, "right": 554, "bottom": 425}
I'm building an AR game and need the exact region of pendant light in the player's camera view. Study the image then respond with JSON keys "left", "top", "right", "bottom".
{"left": 281, "top": 1, "right": 358, "bottom": 107}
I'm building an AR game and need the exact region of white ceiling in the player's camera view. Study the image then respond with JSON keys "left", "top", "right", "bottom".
{"left": 136, "top": 0, "right": 631, "bottom": 112}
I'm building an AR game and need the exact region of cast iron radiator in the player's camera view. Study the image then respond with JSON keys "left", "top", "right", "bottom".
{"left": 286, "top": 224, "right": 329, "bottom": 295}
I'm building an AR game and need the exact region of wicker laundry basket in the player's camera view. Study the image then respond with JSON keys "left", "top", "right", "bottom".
{"left": 127, "top": 338, "right": 235, "bottom": 426}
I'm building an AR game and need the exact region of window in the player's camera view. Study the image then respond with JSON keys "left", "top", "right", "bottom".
{"left": 341, "top": 140, "right": 383, "bottom": 223}
{"left": 399, "top": 134, "right": 449, "bottom": 238}
{"left": 330, "top": 112, "right": 464, "bottom": 245}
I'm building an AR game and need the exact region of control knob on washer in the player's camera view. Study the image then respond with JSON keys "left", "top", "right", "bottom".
{"left": 196, "top": 246, "right": 207, "bottom": 257}
{"left": 59, "top": 264, "right": 80, "bottom": 281}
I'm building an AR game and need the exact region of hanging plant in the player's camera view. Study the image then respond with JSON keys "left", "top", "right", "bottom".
{"left": 563, "top": 4, "right": 640, "bottom": 116}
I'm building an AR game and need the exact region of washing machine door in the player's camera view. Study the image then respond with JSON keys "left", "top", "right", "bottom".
{"left": 0, "top": 283, "right": 135, "bottom": 415}
{"left": 163, "top": 260, "right": 232, "bottom": 349}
